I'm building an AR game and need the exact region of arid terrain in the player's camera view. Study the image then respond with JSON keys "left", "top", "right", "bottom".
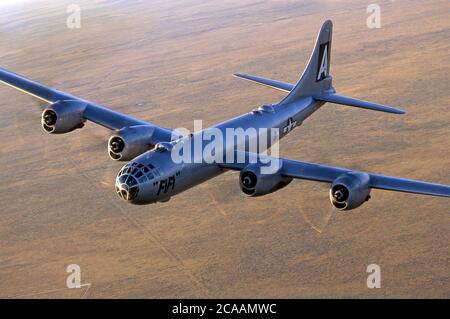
{"left": 0, "top": 0, "right": 449, "bottom": 298}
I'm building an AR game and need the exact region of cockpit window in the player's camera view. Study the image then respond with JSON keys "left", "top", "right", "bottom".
{"left": 117, "top": 163, "right": 148, "bottom": 201}
{"left": 139, "top": 176, "right": 147, "bottom": 183}
{"left": 127, "top": 176, "right": 137, "bottom": 187}
{"left": 118, "top": 162, "right": 159, "bottom": 181}
{"left": 116, "top": 161, "right": 161, "bottom": 201}
{"left": 115, "top": 174, "right": 139, "bottom": 201}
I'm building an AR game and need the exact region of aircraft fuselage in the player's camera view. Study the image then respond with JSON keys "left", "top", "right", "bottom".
{"left": 125, "top": 97, "right": 324, "bottom": 204}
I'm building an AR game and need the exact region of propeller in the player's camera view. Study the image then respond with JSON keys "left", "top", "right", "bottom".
{"left": 109, "top": 136, "right": 125, "bottom": 154}
{"left": 292, "top": 181, "right": 337, "bottom": 233}
{"left": 42, "top": 109, "right": 57, "bottom": 126}
{"left": 331, "top": 184, "right": 349, "bottom": 202}
{"left": 203, "top": 171, "right": 337, "bottom": 234}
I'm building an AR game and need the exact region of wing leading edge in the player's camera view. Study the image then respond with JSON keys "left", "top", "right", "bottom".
{"left": 220, "top": 152, "right": 450, "bottom": 198}
{"left": 0, "top": 67, "right": 173, "bottom": 135}
{"left": 282, "top": 159, "right": 450, "bottom": 197}
{"left": 0, "top": 67, "right": 68, "bottom": 103}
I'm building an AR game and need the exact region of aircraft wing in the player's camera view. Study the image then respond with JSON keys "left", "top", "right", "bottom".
{"left": 220, "top": 152, "right": 450, "bottom": 198}
{"left": 0, "top": 67, "right": 174, "bottom": 136}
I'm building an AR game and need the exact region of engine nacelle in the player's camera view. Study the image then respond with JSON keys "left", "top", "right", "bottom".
{"left": 108, "top": 125, "right": 156, "bottom": 161}
{"left": 41, "top": 100, "right": 86, "bottom": 134}
{"left": 329, "top": 172, "right": 371, "bottom": 211}
{"left": 239, "top": 164, "right": 292, "bottom": 196}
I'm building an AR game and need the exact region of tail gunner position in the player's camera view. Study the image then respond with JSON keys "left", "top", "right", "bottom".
{"left": 1, "top": 20, "right": 449, "bottom": 210}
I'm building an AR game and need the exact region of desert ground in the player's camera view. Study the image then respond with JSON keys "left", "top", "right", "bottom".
{"left": 0, "top": 0, "right": 449, "bottom": 298}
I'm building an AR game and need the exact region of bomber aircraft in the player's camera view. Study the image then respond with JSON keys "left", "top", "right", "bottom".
{"left": 1, "top": 20, "right": 449, "bottom": 210}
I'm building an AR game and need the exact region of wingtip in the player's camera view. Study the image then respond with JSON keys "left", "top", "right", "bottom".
{"left": 394, "top": 108, "right": 406, "bottom": 115}
{"left": 378, "top": 106, "right": 405, "bottom": 115}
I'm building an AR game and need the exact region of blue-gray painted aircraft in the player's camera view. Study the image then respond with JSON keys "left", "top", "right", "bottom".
{"left": 1, "top": 20, "right": 449, "bottom": 210}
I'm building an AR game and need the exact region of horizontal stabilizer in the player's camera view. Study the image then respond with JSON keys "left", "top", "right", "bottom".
{"left": 314, "top": 94, "right": 405, "bottom": 114}
{"left": 233, "top": 72, "right": 404, "bottom": 115}
{"left": 233, "top": 73, "right": 294, "bottom": 92}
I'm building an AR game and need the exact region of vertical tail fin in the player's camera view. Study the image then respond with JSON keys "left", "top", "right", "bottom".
{"left": 280, "top": 20, "right": 334, "bottom": 105}
{"left": 233, "top": 20, "right": 405, "bottom": 114}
